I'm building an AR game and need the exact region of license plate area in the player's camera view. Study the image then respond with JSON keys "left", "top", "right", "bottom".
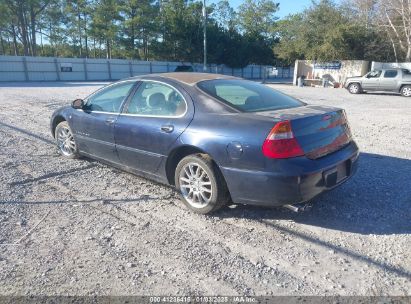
{"left": 323, "top": 160, "right": 350, "bottom": 187}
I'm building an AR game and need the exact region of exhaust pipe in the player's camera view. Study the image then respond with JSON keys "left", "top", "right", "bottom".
{"left": 284, "top": 203, "right": 313, "bottom": 213}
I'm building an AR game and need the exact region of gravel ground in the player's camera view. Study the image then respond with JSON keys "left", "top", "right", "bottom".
{"left": 0, "top": 82, "right": 410, "bottom": 296}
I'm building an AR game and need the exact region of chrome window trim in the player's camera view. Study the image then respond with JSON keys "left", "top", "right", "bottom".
{"left": 76, "top": 109, "right": 119, "bottom": 115}
{"left": 80, "top": 79, "right": 189, "bottom": 118}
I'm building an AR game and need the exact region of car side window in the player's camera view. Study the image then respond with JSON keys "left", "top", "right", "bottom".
{"left": 367, "top": 70, "right": 382, "bottom": 78}
{"left": 384, "top": 70, "right": 398, "bottom": 78}
{"left": 125, "top": 81, "right": 187, "bottom": 117}
{"left": 214, "top": 84, "right": 259, "bottom": 107}
{"left": 85, "top": 82, "right": 135, "bottom": 113}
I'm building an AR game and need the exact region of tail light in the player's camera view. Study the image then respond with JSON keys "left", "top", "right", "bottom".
{"left": 262, "top": 120, "right": 304, "bottom": 159}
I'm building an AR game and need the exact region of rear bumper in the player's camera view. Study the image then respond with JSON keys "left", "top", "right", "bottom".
{"left": 221, "top": 141, "right": 359, "bottom": 207}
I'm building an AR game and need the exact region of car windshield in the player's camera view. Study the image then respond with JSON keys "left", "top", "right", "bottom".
{"left": 197, "top": 79, "right": 303, "bottom": 112}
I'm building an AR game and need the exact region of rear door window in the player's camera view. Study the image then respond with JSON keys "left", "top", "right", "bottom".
{"left": 384, "top": 70, "right": 398, "bottom": 78}
{"left": 125, "top": 81, "right": 187, "bottom": 117}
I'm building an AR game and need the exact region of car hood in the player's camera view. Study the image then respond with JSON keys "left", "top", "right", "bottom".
{"left": 346, "top": 76, "right": 363, "bottom": 81}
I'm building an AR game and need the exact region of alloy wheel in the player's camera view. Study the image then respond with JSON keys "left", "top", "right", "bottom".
{"left": 56, "top": 126, "right": 76, "bottom": 156}
{"left": 402, "top": 87, "right": 411, "bottom": 97}
{"left": 349, "top": 84, "right": 359, "bottom": 94}
{"left": 179, "top": 162, "right": 213, "bottom": 208}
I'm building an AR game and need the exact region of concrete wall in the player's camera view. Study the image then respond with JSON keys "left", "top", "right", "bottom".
{"left": 0, "top": 55, "right": 294, "bottom": 82}
{"left": 371, "top": 62, "right": 411, "bottom": 70}
{"left": 293, "top": 60, "right": 370, "bottom": 85}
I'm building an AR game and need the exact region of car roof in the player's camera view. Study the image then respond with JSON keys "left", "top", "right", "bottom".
{"left": 134, "top": 72, "right": 240, "bottom": 85}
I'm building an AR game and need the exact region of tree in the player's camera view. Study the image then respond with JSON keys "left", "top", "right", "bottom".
{"left": 211, "top": 0, "right": 237, "bottom": 31}
{"left": 272, "top": 14, "right": 306, "bottom": 64}
{"left": 4, "top": 0, "right": 54, "bottom": 56}
{"left": 151, "top": 0, "right": 203, "bottom": 62}
{"left": 121, "top": 0, "right": 158, "bottom": 60}
{"left": 237, "top": 0, "right": 279, "bottom": 37}
{"left": 274, "top": 0, "right": 396, "bottom": 63}
{"left": 377, "top": 0, "right": 411, "bottom": 61}
{"left": 64, "top": 0, "right": 91, "bottom": 57}
{"left": 0, "top": 0, "right": 282, "bottom": 65}
{"left": 0, "top": 2, "right": 17, "bottom": 55}
{"left": 236, "top": 0, "right": 279, "bottom": 65}
{"left": 341, "top": 0, "right": 396, "bottom": 61}
{"left": 40, "top": 0, "right": 67, "bottom": 57}
{"left": 90, "top": 0, "right": 121, "bottom": 59}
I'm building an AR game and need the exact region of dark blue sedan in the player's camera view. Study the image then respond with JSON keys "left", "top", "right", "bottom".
{"left": 50, "top": 73, "right": 359, "bottom": 214}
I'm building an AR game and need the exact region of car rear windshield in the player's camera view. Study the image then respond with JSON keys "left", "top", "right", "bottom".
{"left": 197, "top": 79, "right": 303, "bottom": 112}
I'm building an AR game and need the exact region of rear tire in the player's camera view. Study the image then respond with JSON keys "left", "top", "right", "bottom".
{"left": 175, "top": 154, "right": 230, "bottom": 214}
{"left": 400, "top": 85, "right": 411, "bottom": 97}
{"left": 55, "top": 121, "right": 79, "bottom": 159}
{"left": 348, "top": 83, "right": 361, "bottom": 94}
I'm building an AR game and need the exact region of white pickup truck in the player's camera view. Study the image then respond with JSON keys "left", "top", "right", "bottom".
{"left": 345, "top": 68, "right": 411, "bottom": 97}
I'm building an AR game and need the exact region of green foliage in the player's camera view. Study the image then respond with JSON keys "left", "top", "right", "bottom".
{"left": 120, "top": 0, "right": 158, "bottom": 59}
{"left": 274, "top": 0, "right": 396, "bottom": 63}
{"left": 211, "top": 0, "right": 237, "bottom": 30}
{"left": 0, "top": 0, "right": 396, "bottom": 66}
{"left": 151, "top": 0, "right": 203, "bottom": 62}
{"left": 237, "top": 0, "right": 279, "bottom": 37}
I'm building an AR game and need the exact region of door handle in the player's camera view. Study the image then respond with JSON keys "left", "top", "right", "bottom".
{"left": 161, "top": 125, "right": 174, "bottom": 133}
{"left": 105, "top": 117, "right": 116, "bottom": 125}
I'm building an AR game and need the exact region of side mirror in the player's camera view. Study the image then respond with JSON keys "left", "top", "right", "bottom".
{"left": 72, "top": 98, "right": 84, "bottom": 109}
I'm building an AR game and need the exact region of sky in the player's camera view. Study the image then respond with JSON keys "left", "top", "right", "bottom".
{"left": 210, "top": 0, "right": 314, "bottom": 19}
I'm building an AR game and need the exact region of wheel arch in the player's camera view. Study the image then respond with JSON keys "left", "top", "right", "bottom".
{"left": 165, "top": 145, "right": 222, "bottom": 186}
{"left": 51, "top": 115, "right": 67, "bottom": 138}
{"left": 348, "top": 81, "right": 361, "bottom": 87}
{"left": 399, "top": 83, "right": 411, "bottom": 92}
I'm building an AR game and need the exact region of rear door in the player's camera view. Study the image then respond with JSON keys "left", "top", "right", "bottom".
{"left": 380, "top": 70, "right": 399, "bottom": 90}
{"left": 71, "top": 81, "right": 136, "bottom": 162}
{"left": 362, "top": 70, "right": 382, "bottom": 90}
{"left": 114, "top": 80, "right": 194, "bottom": 174}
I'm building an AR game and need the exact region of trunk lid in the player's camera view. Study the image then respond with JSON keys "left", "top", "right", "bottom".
{"left": 256, "top": 105, "right": 352, "bottom": 159}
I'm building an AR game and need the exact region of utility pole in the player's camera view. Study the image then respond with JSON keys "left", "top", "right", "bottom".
{"left": 203, "top": 0, "right": 207, "bottom": 72}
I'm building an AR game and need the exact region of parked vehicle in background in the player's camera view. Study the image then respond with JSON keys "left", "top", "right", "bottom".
{"left": 345, "top": 68, "right": 411, "bottom": 96}
{"left": 174, "top": 65, "right": 194, "bottom": 72}
{"left": 50, "top": 73, "right": 359, "bottom": 214}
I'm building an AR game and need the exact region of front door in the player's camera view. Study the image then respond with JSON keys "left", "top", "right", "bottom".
{"left": 362, "top": 70, "right": 382, "bottom": 90}
{"left": 71, "top": 81, "right": 136, "bottom": 162}
{"left": 114, "top": 80, "right": 193, "bottom": 175}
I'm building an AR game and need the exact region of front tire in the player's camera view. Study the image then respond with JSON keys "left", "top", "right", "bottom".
{"left": 400, "top": 85, "right": 411, "bottom": 97}
{"left": 175, "top": 154, "right": 230, "bottom": 214}
{"left": 55, "top": 121, "right": 79, "bottom": 159}
{"left": 348, "top": 83, "right": 361, "bottom": 94}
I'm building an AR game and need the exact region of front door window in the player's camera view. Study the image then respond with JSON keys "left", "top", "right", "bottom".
{"left": 85, "top": 81, "right": 135, "bottom": 113}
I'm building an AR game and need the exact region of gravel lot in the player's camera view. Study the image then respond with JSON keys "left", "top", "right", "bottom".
{"left": 0, "top": 81, "right": 410, "bottom": 296}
